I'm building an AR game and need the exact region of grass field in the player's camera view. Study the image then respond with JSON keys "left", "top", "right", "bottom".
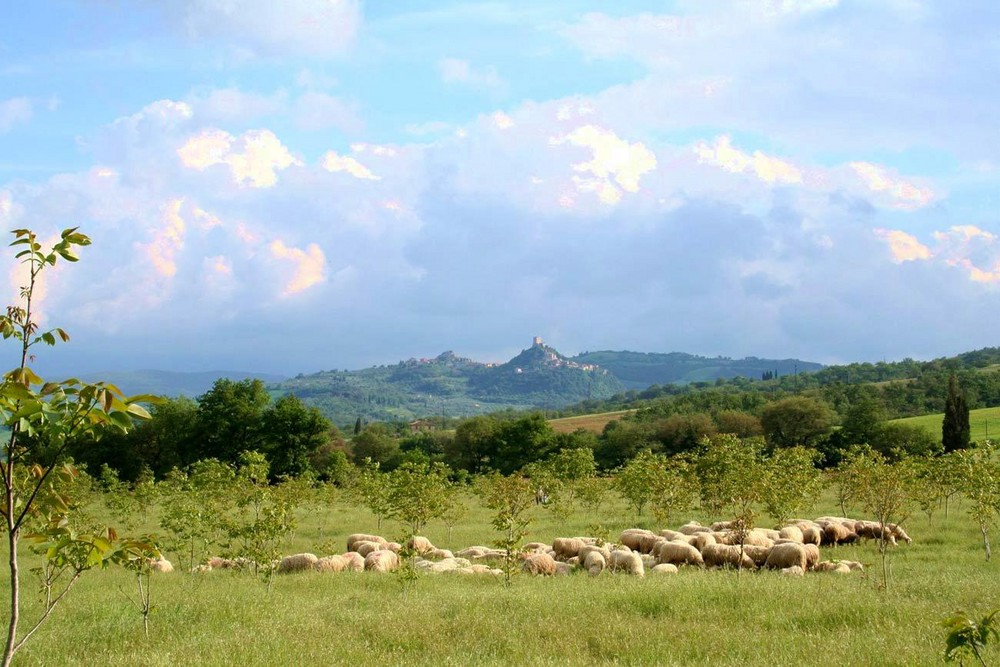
{"left": 3, "top": 485, "right": 999, "bottom": 666}
{"left": 548, "top": 410, "right": 635, "bottom": 434}
{"left": 892, "top": 405, "right": 1000, "bottom": 442}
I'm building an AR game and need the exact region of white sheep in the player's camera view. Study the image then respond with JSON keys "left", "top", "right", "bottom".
{"left": 609, "top": 549, "right": 645, "bottom": 576}
{"left": 364, "top": 550, "right": 400, "bottom": 572}
{"left": 277, "top": 553, "right": 319, "bottom": 574}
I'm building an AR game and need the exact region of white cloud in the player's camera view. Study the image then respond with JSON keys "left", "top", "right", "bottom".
{"left": 0, "top": 98, "right": 32, "bottom": 133}
{"left": 320, "top": 151, "right": 379, "bottom": 180}
{"left": 163, "top": 0, "right": 361, "bottom": 58}
{"left": 694, "top": 135, "right": 802, "bottom": 185}
{"left": 873, "top": 228, "right": 932, "bottom": 263}
{"left": 439, "top": 58, "right": 506, "bottom": 94}
{"left": 177, "top": 128, "right": 300, "bottom": 188}
{"left": 850, "top": 161, "right": 934, "bottom": 210}
{"left": 141, "top": 199, "right": 187, "bottom": 279}
{"left": 550, "top": 125, "right": 657, "bottom": 204}
{"left": 269, "top": 240, "right": 326, "bottom": 295}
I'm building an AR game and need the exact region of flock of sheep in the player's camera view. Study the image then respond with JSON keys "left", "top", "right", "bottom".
{"left": 182, "top": 515, "right": 910, "bottom": 579}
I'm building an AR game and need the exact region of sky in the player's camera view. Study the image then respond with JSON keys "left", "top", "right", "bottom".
{"left": 0, "top": 0, "right": 998, "bottom": 377}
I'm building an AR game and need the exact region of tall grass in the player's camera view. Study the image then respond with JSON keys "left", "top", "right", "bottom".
{"left": 5, "top": 487, "right": 999, "bottom": 666}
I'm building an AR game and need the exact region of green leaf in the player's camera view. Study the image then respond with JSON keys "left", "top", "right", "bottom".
{"left": 126, "top": 403, "right": 152, "bottom": 420}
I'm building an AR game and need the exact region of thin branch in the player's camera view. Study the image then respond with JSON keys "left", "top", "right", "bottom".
{"left": 11, "top": 569, "right": 82, "bottom": 654}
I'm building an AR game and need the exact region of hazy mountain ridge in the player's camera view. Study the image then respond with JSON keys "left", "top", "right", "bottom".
{"left": 570, "top": 350, "right": 823, "bottom": 389}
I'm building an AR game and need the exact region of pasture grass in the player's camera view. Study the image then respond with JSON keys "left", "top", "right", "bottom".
{"left": 891, "top": 405, "right": 1000, "bottom": 443}
{"left": 548, "top": 410, "right": 636, "bottom": 434}
{"left": 4, "top": 488, "right": 1000, "bottom": 666}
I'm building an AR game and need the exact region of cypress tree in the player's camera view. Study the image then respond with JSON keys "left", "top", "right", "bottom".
{"left": 943, "top": 373, "right": 971, "bottom": 452}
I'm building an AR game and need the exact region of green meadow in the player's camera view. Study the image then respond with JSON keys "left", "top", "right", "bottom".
{"left": 5, "top": 488, "right": 999, "bottom": 666}
{"left": 892, "top": 406, "right": 1000, "bottom": 443}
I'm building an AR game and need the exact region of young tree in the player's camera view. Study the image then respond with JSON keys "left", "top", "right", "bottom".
{"left": 943, "top": 373, "right": 971, "bottom": 453}
{"left": 648, "top": 457, "right": 698, "bottom": 529}
{"left": 761, "top": 396, "right": 836, "bottom": 449}
{"left": 761, "top": 446, "right": 824, "bottom": 526}
{"left": 0, "top": 228, "right": 152, "bottom": 667}
{"left": 613, "top": 451, "right": 667, "bottom": 519}
{"left": 957, "top": 445, "right": 1000, "bottom": 561}
{"left": 386, "top": 461, "right": 452, "bottom": 535}
{"left": 475, "top": 473, "right": 536, "bottom": 586}
{"left": 352, "top": 459, "right": 392, "bottom": 529}
{"left": 158, "top": 459, "right": 235, "bottom": 571}
{"left": 853, "top": 451, "right": 915, "bottom": 591}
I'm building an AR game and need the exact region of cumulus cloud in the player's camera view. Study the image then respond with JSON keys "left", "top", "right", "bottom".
{"left": 873, "top": 228, "right": 931, "bottom": 263}
{"left": 850, "top": 162, "right": 934, "bottom": 210}
{"left": 550, "top": 125, "right": 657, "bottom": 204}
{"left": 269, "top": 240, "right": 326, "bottom": 295}
{"left": 160, "top": 0, "right": 361, "bottom": 58}
{"left": 186, "top": 87, "right": 287, "bottom": 123}
{"left": 177, "top": 128, "right": 300, "bottom": 188}
{"left": 319, "top": 151, "right": 379, "bottom": 180}
{"left": 874, "top": 225, "right": 1000, "bottom": 283}
{"left": 694, "top": 135, "right": 802, "bottom": 185}
{"left": 141, "top": 199, "right": 187, "bottom": 279}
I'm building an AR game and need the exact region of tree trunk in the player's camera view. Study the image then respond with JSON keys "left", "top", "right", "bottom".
{"left": 982, "top": 524, "right": 991, "bottom": 562}
{"left": 3, "top": 520, "right": 19, "bottom": 667}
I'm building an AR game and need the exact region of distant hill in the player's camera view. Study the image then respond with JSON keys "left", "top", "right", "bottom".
{"left": 79, "top": 369, "right": 289, "bottom": 398}
{"left": 271, "top": 339, "right": 625, "bottom": 427}
{"left": 570, "top": 350, "right": 824, "bottom": 389}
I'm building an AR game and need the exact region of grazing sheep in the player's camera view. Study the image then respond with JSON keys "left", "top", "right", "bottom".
{"left": 524, "top": 542, "right": 550, "bottom": 552}
{"left": 711, "top": 520, "right": 738, "bottom": 531}
{"left": 690, "top": 532, "right": 717, "bottom": 551}
{"left": 428, "top": 558, "right": 463, "bottom": 573}
{"left": 278, "top": 553, "right": 319, "bottom": 574}
{"left": 781, "top": 565, "right": 804, "bottom": 577}
{"left": 889, "top": 524, "right": 912, "bottom": 544}
{"left": 801, "top": 526, "right": 823, "bottom": 546}
{"left": 314, "top": 555, "right": 348, "bottom": 573}
{"left": 554, "top": 562, "right": 574, "bottom": 576}
{"left": 150, "top": 557, "right": 173, "bottom": 573}
{"left": 584, "top": 550, "right": 607, "bottom": 576}
{"left": 609, "top": 550, "right": 645, "bottom": 576}
{"left": 347, "top": 534, "right": 387, "bottom": 552}
{"left": 659, "top": 529, "right": 683, "bottom": 541}
{"left": 553, "top": 537, "right": 587, "bottom": 560}
{"left": 679, "top": 521, "right": 713, "bottom": 535}
{"left": 821, "top": 522, "right": 858, "bottom": 546}
{"left": 206, "top": 556, "right": 238, "bottom": 570}
{"left": 778, "top": 526, "right": 804, "bottom": 543}
{"left": 521, "top": 552, "right": 557, "bottom": 576}
{"left": 426, "top": 548, "right": 454, "bottom": 560}
{"left": 355, "top": 541, "right": 386, "bottom": 558}
{"left": 620, "top": 529, "right": 656, "bottom": 551}
{"left": 406, "top": 536, "right": 435, "bottom": 555}
{"left": 650, "top": 563, "right": 679, "bottom": 575}
{"left": 456, "top": 546, "right": 493, "bottom": 559}
{"left": 764, "top": 543, "right": 807, "bottom": 571}
{"left": 701, "top": 543, "right": 755, "bottom": 570}
{"left": 657, "top": 541, "right": 704, "bottom": 567}
{"left": 640, "top": 554, "right": 657, "bottom": 570}
{"left": 579, "top": 544, "right": 612, "bottom": 566}
{"left": 802, "top": 543, "right": 821, "bottom": 570}
{"left": 814, "top": 561, "right": 852, "bottom": 574}
{"left": 342, "top": 552, "right": 365, "bottom": 572}
{"left": 364, "top": 550, "right": 400, "bottom": 573}
{"left": 741, "top": 545, "right": 772, "bottom": 568}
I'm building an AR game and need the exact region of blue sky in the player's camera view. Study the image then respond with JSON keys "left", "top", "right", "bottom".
{"left": 1, "top": 1, "right": 998, "bottom": 376}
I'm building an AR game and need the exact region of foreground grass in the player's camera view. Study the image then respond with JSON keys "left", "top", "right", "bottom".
{"left": 892, "top": 405, "right": 1000, "bottom": 443}
{"left": 4, "top": 491, "right": 999, "bottom": 666}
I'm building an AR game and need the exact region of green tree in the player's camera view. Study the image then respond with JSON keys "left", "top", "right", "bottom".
{"left": 475, "top": 473, "right": 536, "bottom": 586}
{"left": 761, "top": 446, "right": 823, "bottom": 525}
{"left": 446, "top": 415, "right": 500, "bottom": 473}
{"left": 655, "top": 413, "right": 717, "bottom": 455}
{"left": 0, "top": 228, "right": 153, "bottom": 667}
{"left": 260, "top": 394, "right": 332, "bottom": 479}
{"left": 852, "top": 450, "right": 915, "bottom": 590}
{"left": 352, "top": 460, "right": 392, "bottom": 530}
{"left": 943, "top": 373, "right": 971, "bottom": 453}
{"left": 386, "top": 461, "right": 453, "bottom": 535}
{"left": 761, "top": 396, "right": 836, "bottom": 449}
{"left": 613, "top": 450, "right": 667, "bottom": 519}
{"left": 350, "top": 424, "right": 401, "bottom": 470}
{"left": 195, "top": 378, "right": 270, "bottom": 465}
{"left": 158, "top": 459, "right": 235, "bottom": 571}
